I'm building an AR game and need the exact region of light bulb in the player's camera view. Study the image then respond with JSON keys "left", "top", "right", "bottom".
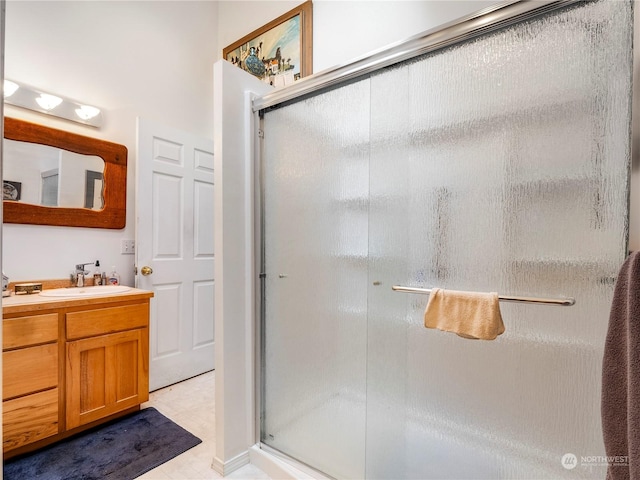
{"left": 4, "top": 80, "right": 19, "bottom": 98}
{"left": 75, "top": 105, "right": 101, "bottom": 120}
{"left": 35, "top": 93, "right": 62, "bottom": 110}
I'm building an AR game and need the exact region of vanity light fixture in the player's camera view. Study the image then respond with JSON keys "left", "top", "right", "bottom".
{"left": 3, "top": 79, "right": 103, "bottom": 128}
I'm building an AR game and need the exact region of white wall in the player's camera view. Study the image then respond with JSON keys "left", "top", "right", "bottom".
{"left": 313, "top": 0, "right": 497, "bottom": 72}
{"left": 212, "top": 59, "right": 271, "bottom": 474}
{"left": 3, "top": 0, "right": 218, "bottom": 285}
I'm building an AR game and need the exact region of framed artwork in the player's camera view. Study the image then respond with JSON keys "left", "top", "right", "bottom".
{"left": 223, "top": 1, "right": 312, "bottom": 88}
{"left": 3, "top": 180, "right": 21, "bottom": 201}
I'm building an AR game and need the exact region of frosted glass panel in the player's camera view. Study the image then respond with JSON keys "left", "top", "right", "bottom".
{"left": 262, "top": 80, "right": 370, "bottom": 479}
{"left": 261, "top": 1, "right": 632, "bottom": 479}
{"left": 367, "top": 1, "right": 632, "bottom": 479}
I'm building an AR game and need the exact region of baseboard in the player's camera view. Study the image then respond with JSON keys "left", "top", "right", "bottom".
{"left": 211, "top": 450, "right": 250, "bottom": 476}
{"left": 249, "top": 444, "right": 329, "bottom": 480}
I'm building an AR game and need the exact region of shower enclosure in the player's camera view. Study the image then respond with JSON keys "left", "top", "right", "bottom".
{"left": 257, "top": 1, "right": 633, "bottom": 478}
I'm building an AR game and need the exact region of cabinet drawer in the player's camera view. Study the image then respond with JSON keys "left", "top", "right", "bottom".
{"left": 3, "top": 344, "right": 58, "bottom": 400}
{"left": 3, "top": 313, "right": 58, "bottom": 350}
{"left": 66, "top": 303, "right": 149, "bottom": 340}
{"left": 3, "top": 388, "right": 59, "bottom": 452}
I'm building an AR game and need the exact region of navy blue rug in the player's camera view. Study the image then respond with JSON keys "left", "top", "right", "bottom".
{"left": 3, "top": 407, "right": 202, "bottom": 480}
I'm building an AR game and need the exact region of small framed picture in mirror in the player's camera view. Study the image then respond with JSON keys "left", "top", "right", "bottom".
{"left": 3, "top": 180, "right": 21, "bottom": 201}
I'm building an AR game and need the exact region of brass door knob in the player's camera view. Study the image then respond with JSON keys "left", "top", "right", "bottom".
{"left": 140, "top": 266, "right": 153, "bottom": 276}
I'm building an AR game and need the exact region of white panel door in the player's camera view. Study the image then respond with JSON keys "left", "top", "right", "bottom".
{"left": 137, "top": 118, "right": 215, "bottom": 391}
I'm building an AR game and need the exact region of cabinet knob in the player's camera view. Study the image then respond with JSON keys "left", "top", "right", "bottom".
{"left": 140, "top": 266, "right": 153, "bottom": 276}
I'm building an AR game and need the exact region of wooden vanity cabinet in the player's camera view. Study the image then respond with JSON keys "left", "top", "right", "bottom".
{"left": 65, "top": 302, "right": 149, "bottom": 429}
{"left": 2, "top": 290, "right": 152, "bottom": 457}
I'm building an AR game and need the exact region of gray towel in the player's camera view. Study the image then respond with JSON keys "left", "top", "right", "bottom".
{"left": 602, "top": 252, "right": 640, "bottom": 479}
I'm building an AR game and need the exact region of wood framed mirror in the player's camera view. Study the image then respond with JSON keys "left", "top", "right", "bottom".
{"left": 3, "top": 117, "right": 127, "bottom": 228}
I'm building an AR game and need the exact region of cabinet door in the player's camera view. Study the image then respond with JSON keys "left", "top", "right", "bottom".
{"left": 66, "top": 329, "right": 149, "bottom": 429}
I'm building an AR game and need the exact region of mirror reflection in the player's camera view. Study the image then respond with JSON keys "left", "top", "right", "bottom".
{"left": 3, "top": 117, "right": 127, "bottom": 229}
{"left": 3, "top": 139, "right": 105, "bottom": 210}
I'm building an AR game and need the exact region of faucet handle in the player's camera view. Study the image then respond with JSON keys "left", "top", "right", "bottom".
{"left": 74, "top": 262, "right": 93, "bottom": 288}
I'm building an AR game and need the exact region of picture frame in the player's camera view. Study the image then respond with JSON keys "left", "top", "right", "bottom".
{"left": 3, "top": 180, "right": 21, "bottom": 201}
{"left": 222, "top": 1, "right": 313, "bottom": 88}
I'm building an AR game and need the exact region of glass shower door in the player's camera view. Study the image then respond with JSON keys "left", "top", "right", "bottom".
{"left": 366, "top": 1, "right": 632, "bottom": 479}
{"left": 261, "top": 79, "right": 371, "bottom": 479}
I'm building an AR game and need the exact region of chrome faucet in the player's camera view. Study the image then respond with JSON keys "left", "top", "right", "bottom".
{"left": 75, "top": 263, "right": 94, "bottom": 287}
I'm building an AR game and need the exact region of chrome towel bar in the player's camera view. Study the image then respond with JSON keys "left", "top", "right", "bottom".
{"left": 391, "top": 285, "right": 575, "bottom": 306}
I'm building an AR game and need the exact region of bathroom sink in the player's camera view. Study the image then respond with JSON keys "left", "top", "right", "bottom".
{"left": 39, "top": 285, "right": 131, "bottom": 297}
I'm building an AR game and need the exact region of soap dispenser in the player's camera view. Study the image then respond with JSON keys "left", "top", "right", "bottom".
{"left": 93, "top": 261, "right": 102, "bottom": 285}
{"left": 108, "top": 266, "right": 120, "bottom": 286}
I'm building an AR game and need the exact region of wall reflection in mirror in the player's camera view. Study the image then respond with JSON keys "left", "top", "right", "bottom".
{"left": 3, "top": 139, "right": 105, "bottom": 210}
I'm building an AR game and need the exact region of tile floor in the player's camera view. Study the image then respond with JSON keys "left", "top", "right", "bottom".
{"left": 138, "top": 371, "right": 271, "bottom": 480}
